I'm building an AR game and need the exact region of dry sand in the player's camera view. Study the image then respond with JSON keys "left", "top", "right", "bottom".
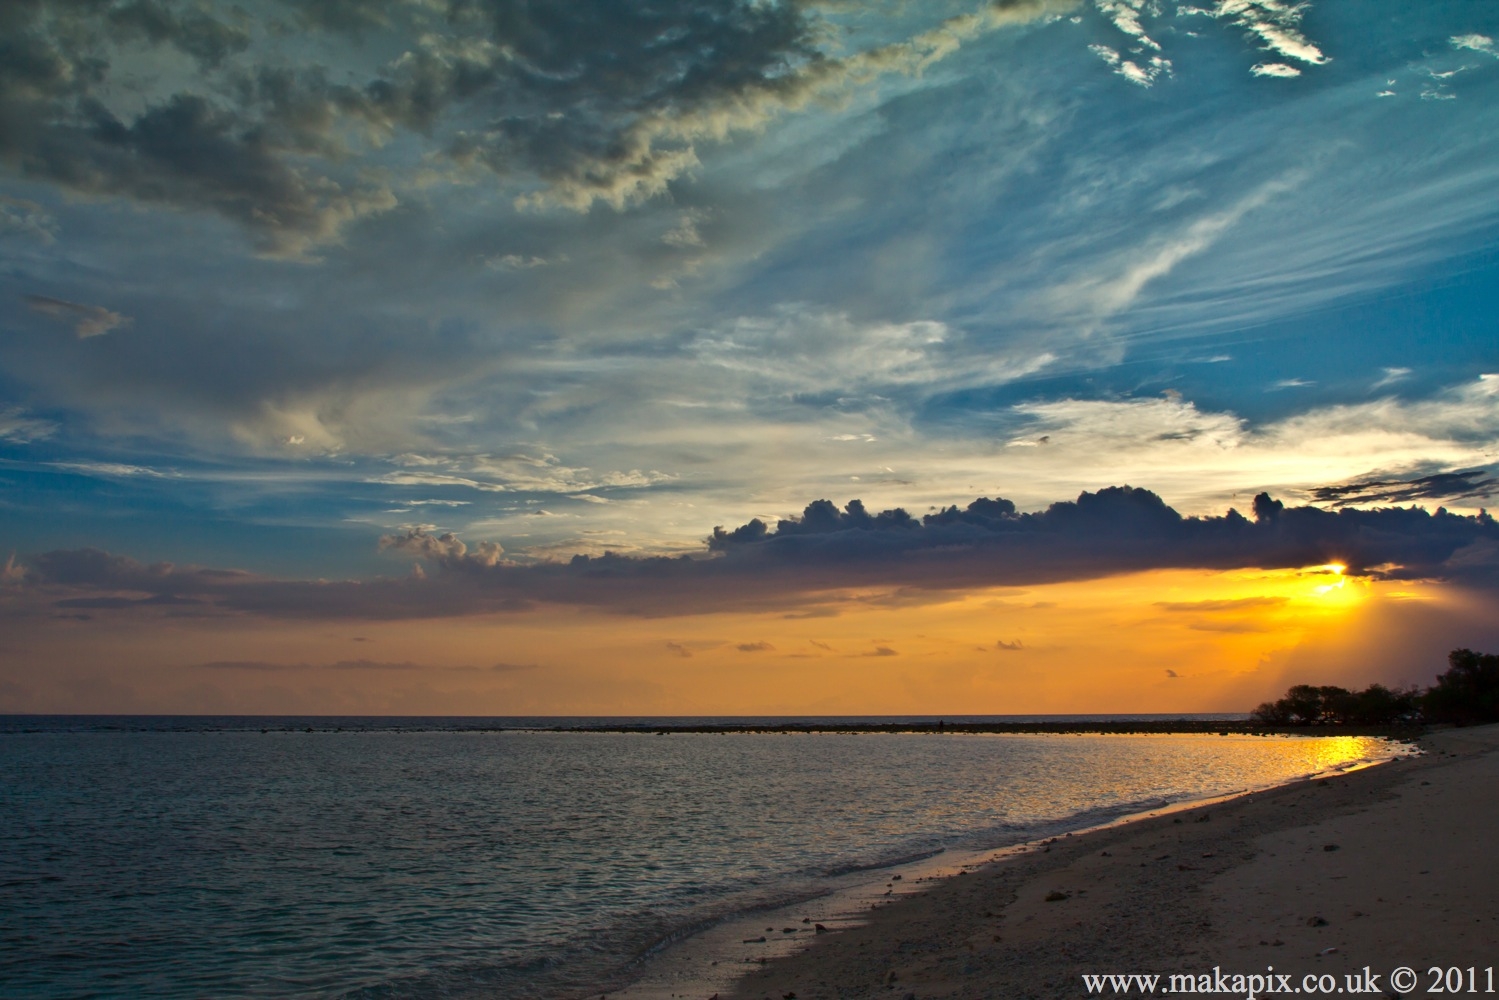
{"left": 703, "top": 725, "right": 1499, "bottom": 1000}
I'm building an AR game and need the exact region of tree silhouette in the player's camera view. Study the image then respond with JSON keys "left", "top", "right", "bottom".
{"left": 1422, "top": 649, "right": 1499, "bottom": 725}
{"left": 1251, "top": 681, "right": 1420, "bottom": 726}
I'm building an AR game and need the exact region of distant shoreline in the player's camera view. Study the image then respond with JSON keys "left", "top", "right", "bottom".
{"left": 553, "top": 720, "right": 1426, "bottom": 737}
{"left": 0, "top": 714, "right": 1425, "bottom": 739}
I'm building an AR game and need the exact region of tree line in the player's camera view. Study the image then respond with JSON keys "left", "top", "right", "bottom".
{"left": 1250, "top": 648, "right": 1499, "bottom": 726}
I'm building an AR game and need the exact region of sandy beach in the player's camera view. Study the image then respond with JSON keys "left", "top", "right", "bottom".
{"left": 691, "top": 725, "right": 1499, "bottom": 1000}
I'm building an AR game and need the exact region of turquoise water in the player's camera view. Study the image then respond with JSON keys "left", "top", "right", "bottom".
{"left": 1, "top": 719, "right": 1398, "bottom": 999}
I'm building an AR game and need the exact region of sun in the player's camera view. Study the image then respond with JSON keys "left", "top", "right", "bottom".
{"left": 1309, "top": 562, "right": 1348, "bottom": 596}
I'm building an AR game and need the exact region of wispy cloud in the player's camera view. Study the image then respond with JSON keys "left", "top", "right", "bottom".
{"left": 48, "top": 462, "right": 172, "bottom": 478}
{"left": 25, "top": 295, "right": 131, "bottom": 338}
{"left": 1452, "top": 34, "right": 1497, "bottom": 58}
{"left": 1156, "top": 596, "right": 1288, "bottom": 612}
{"left": 1308, "top": 469, "right": 1498, "bottom": 508}
{"left": 0, "top": 408, "right": 57, "bottom": 444}
{"left": 1040, "top": 173, "right": 1302, "bottom": 335}
{"left": 1374, "top": 367, "right": 1412, "bottom": 389}
{"left": 0, "top": 197, "right": 58, "bottom": 243}
{"left": 483, "top": 254, "right": 566, "bottom": 271}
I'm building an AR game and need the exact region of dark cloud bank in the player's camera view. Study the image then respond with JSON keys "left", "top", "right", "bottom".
{"left": 9, "top": 486, "right": 1499, "bottom": 620}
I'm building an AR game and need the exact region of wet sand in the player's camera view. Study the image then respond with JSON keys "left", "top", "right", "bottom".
{"left": 693, "top": 724, "right": 1499, "bottom": 1000}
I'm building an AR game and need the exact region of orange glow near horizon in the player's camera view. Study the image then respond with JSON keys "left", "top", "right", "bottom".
{"left": 2, "top": 561, "right": 1448, "bottom": 718}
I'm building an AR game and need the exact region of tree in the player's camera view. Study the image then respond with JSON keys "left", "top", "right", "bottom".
{"left": 1347, "top": 684, "right": 1420, "bottom": 725}
{"left": 1249, "top": 681, "right": 1419, "bottom": 726}
{"left": 1249, "top": 699, "right": 1290, "bottom": 725}
{"left": 1422, "top": 648, "right": 1499, "bottom": 725}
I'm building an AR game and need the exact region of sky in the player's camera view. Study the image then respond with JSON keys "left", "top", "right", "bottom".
{"left": 2, "top": 0, "right": 1498, "bottom": 715}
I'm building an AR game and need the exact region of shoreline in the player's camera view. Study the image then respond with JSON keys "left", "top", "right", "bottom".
{"left": 690, "top": 723, "right": 1499, "bottom": 1000}
{"left": 601, "top": 737, "right": 1419, "bottom": 1000}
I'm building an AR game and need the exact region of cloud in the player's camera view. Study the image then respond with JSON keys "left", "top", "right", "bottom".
{"left": 370, "top": 454, "right": 673, "bottom": 496}
{"left": 0, "top": 196, "right": 58, "bottom": 243}
{"left": 55, "top": 593, "right": 202, "bottom": 609}
{"left": 1451, "top": 34, "right": 1497, "bottom": 58}
{"left": 490, "top": 661, "right": 539, "bottom": 673}
{"left": 693, "top": 309, "right": 951, "bottom": 391}
{"left": 1250, "top": 63, "right": 1300, "bottom": 78}
{"left": 5, "top": 78, "right": 395, "bottom": 257}
{"left": 694, "top": 486, "right": 1499, "bottom": 597}
{"left": 1184, "top": 0, "right": 1329, "bottom": 69}
{"left": 1374, "top": 367, "right": 1412, "bottom": 389}
{"left": 49, "top": 461, "right": 172, "bottom": 478}
{"left": 710, "top": 497, "right": 922, "bottom": 550}
{"left": 1155, "top": 596, "right": 1287, "bottom": 612}
{"left": 1086, "top": 0, "right": 1325, "bottom": 88}
{"left": 959, "top": 376, "right": 1499, "bottom": 522}
{"left": 1307, "top": 469, "right": 1499, "bottom": 509}
{"left": 1188, "top": 619, "right": 1274, "bottom": 633}
{"left": 0, "top": 407, "right": 57, "bottom": 443}
{"left": 1040, "top": 173, "right": 1302, "bottom": 336}
{"left": 196, "top": 658, "right": 469, "bottom": 671}
{"left": 13, "top": 485, "right": 1499, "bottom": 621}
{"left": 736, "top": 641, "right": 775, "bottom": 652}
{"left": 995, "top": 639, "right": 1025, "bottom": 651}
{"left": 484, "top": 254, "right": 564, "bottom": 271}
{"left": 1088, "top": 44, "right": 1171, "bottom": 88}
{"left": 662, "top": 211, "right": 710, "bottom": 249}
{"left": 0, "top": 0, "right": 1075, "bottom": 253}
{"left": 103, "top": 0, "right": 252, "bottom": 67}
{"left": 2, "top": 554, "right": 26, "bottom": 590}
{"left": 685, "top": 307, "right": 1055, "bottom": 415}
{"left": 1, "top": 0, "right": 1481, "bottom": 499}
{"left": 502, "top": 0, "right": 1079, "bottom": 212}
{"left": 379, "top": 527, "right": 504, "bottom": 568}
{"left": 1086, "top": 0, "right": 1172, "bottom": 86}
{"left": 25, "top": 295, "right": 131, "bottom": 338}
{"left": 1095, "top": 0, "right": 1161, "bottom": 51}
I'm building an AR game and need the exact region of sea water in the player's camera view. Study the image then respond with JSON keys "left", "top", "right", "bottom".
{"left": 0, "top": 717, "right": 1403, "bottom": 999}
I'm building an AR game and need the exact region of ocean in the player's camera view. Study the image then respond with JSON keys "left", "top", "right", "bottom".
{"left": 0, "top": 716, "right": 1405, "bottom": 999}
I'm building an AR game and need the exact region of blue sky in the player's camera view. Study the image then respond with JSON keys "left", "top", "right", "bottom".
{"left": 2, "top": 0, "right": 1497, "bottom": 577}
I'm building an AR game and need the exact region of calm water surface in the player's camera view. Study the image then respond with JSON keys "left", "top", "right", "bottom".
{"left": 0, "top": 719, "right": 1402, "bottom": 999}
